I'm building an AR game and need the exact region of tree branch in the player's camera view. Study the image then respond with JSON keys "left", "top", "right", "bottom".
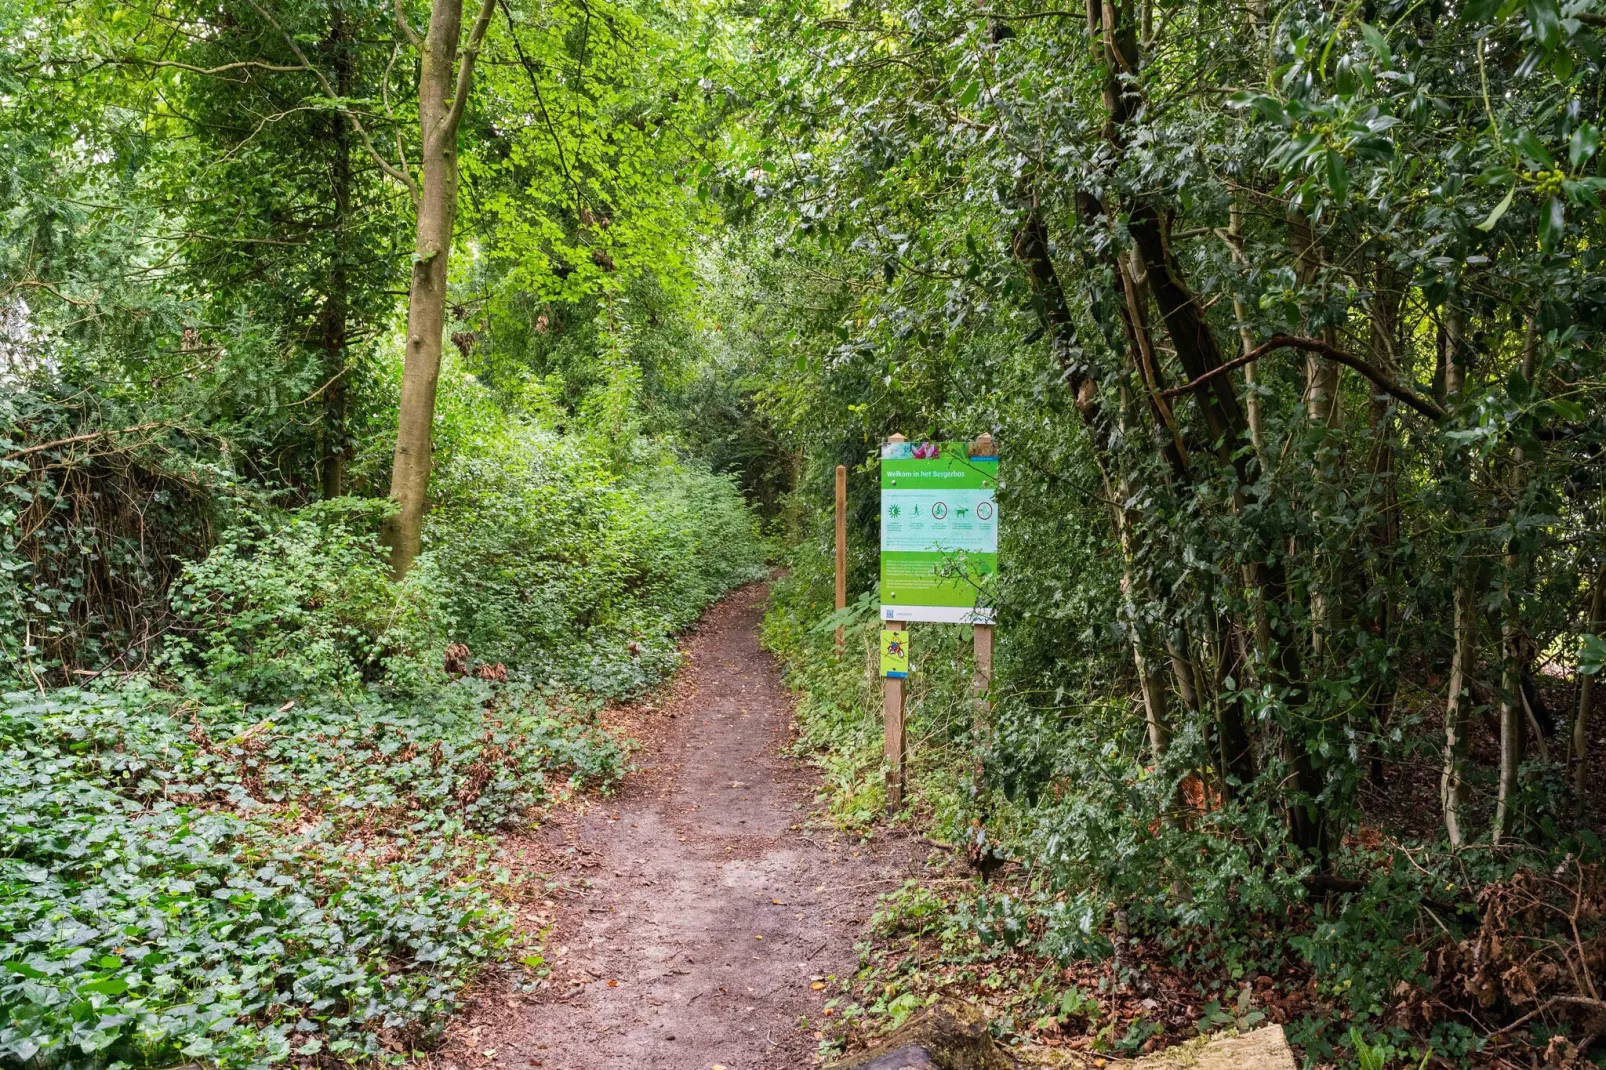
{"left": 395, "top": 0, "right": 423, "bottom": 48}
{"left": 445, "top": 0, "right": 499, "bottom": 135}
{"left": 1490, "top": 995, "right": 1606, "bottom": 1038}
{"left": 497, "top": 0, "right": 587, "bottom": 211}
{"left": 245, "top": 0, "right": 419, "bottom": 203}
{"left": 1157, "top": 333, "right": 1447, "bottom": 421}
{"left": 3, "top": 422, "right": 170, "bottom": 462}
{"left": 1, "top": 280, "right": 94, "bottom": 307}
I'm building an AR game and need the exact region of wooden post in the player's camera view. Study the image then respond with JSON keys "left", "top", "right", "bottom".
{"left": 884, "top": 673, "right": 906, "bottom": 808}
{"left": 972, "top": 623, "right": 994, "bottom": 717}
{"left": 883, "top": 433, "right": 907, "bottom": 809}
{"left": 835, "top": 464, "right": 847, "bottom": 656}
{"left": 970, "top": 433, "right": 996, "bottom": 786}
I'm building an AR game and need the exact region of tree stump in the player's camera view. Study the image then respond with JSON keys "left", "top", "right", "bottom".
{"left": 827, "top": 998, "right": 1014, "bottom": 1070}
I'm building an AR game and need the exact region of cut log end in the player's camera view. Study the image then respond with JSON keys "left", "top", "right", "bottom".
{"left": 827, "top": 999, "right": 1014, "bottom": 1070}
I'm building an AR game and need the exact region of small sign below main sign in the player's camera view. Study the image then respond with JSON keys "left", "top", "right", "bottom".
{"left": 880, "top": 440, "right": 997, "bottom": 624}
{"left": 880, "top": 628, "right": 910, "bottom": 678}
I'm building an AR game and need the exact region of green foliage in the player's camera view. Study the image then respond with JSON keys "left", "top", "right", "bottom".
{"left": 0, "top": 341, "right": 760, "bottom": 1068}
{"left": 1, "top": 0, "right": 769, "bottom": 1065}
{"left": 0, "top": 683, "right": 619, "bottom": 1068}
{"left": 746, "top": 0, "right": 1605, "bottom": 1057}
{"left": 418, "top": 358, "right": 769, "bottom": 697}
{"left": 167, "top": 499, "right": 436, "bottom": 702}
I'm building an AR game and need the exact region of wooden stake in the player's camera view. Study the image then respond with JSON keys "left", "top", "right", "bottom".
{"left": 972, "top": 623, "right": 994, "bottom": 717}
{"left": 835, "top": 464, "right": 847, "bottom": 656}
{"left": 884, "top": 672, "right": 906, "bottom": 808}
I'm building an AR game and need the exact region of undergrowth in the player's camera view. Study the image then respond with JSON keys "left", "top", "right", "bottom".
{"left": 1, "top": 363, "right": 768, "bottom": 1068}
{"left": 763, "top": 537, "right": 1605, "bottom": 1069}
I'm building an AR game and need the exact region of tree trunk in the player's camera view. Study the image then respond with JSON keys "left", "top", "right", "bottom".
{"left": 1493, "top": 318, "right": 1539, "bottom": 845}
{"left": 320, "top": 5, "right": 353, "bottom": 499}
{"left": 1288, "top": 210, "right": 1340, "bottom": 430}
{"left": 1226, "top": 200, "right": 1264, "bottom": 463}
{"left": 1013, "top": 196, "right": 1176, "bottom": 770}
{"left": 381, "top": 0, "right": 487, "bottom": 576}
{"left": 1090, "top": 0, "right": 1322, "bottom": 854}
{"left": 1442, "top": 581, "right": 1478, "bottom": 845}
{"left": 1577, "top": 562, "right": 1606, "bottom": 800}
{"left": 1288, "top": 209, "right": 1341, "bottom": 660}
{"left": 1440, "top": 307, "right": 1477, "bottom": 845}
{"left": 1363, "top": 267, "right": 1402, "bottom": 785}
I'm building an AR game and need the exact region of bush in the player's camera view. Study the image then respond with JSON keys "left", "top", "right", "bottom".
{"left": 420, "top": 366, "right": 768, "bottom": 697}
{"left": 167, "top": 498, "right": 442, "bottom": 702}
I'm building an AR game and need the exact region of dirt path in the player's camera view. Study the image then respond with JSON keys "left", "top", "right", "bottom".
{"left": 446, "top": 583, "right": 920, "bottom": 1070}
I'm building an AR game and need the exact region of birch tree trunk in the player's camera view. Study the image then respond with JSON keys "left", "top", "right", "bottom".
{"left": 1363, "top": 268, "right": 1403, "bottom": 785}
{"left": 1440, "top": 309, "right": 1477, "bottom": 845}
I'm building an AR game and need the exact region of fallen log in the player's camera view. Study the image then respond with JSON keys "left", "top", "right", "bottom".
{"left": 826, "top": 998, "right": 1015, "bottom": 1070}
{"left": 825, "top": 999, "right": 1300, "bottom": 1070}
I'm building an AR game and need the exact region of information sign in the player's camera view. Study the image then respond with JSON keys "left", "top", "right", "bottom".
{"left": 879, "top": 441, "right": 997, "bottom": 623}
{"left": 880, "top": 628, "right": 910, "bottom": 677}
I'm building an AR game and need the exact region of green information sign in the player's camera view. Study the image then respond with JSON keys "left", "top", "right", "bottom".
{"left": 879, "top": 441, "right": 997, "bottom": 624}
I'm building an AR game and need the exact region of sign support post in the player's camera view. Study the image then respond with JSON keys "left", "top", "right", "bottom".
{"left": 835, "top": 464, "right": 847, "bottom": 657}
{"left": 881, "top": 435, "right": 907, "bottom": 806}
{"left": 970, "top": 434, "right": 996, "bottom": 775}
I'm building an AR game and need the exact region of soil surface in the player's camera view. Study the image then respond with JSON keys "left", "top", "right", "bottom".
{"left": 439, "top": 583, "right": 922, "bottom": 1070}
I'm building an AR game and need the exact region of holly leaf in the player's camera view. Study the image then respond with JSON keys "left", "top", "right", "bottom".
{"left": 1570, "top": 123, "right": 1599, "bottom": 170}
{"left": 1357, "top": 21, "right": 1391, "bottom": 67}
{"left": 1476, "top": 183, "right": 1517, "bottom": 231}
{"left": 1516, "top": 128, "right": 1554, "bottom": 168}
{"left": 1580, "top": 634, "right": 1606, "bottom": 676}
{"left": 1538, "top": 195, "right": 1565, "bottom": 252}
{"left": 1325, "top": 149, "right": 1349, "bottom": 201}
{"left": 1527, "top": 0, "right": 1561, "bottom": 49}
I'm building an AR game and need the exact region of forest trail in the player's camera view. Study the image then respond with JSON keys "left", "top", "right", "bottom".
{"left": 443, "top": 582, "right": 918, "bottom": 1070}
